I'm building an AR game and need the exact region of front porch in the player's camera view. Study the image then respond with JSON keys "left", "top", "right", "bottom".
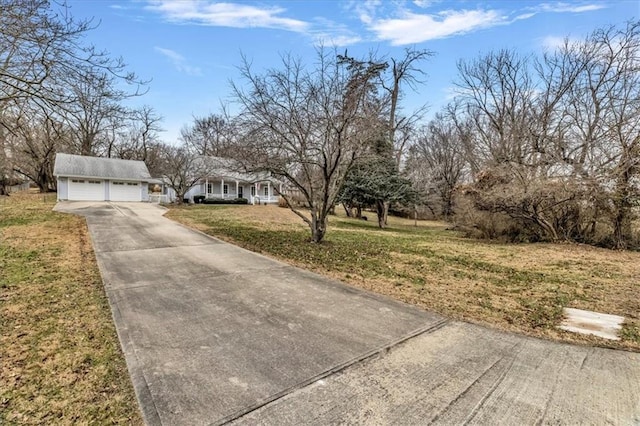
{"left": 201, "top": 178, "right": 281, "bottom": 205}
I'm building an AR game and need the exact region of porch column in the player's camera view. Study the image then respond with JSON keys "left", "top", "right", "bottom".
{"left": 205, "top": 177, "right": 208, "bottom": 196}
{"left": 236, "top": 180, "right": 239, "bottom": 198}
{"left": 267, "top": 182, "right": 271, "bottom": 201}
{"left": 221, "top": 178, "right": 224, "bottom": 198}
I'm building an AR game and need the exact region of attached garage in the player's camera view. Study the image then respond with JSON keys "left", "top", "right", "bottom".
{"left": 54, "top": 153, "right": 151, "bottom": 202}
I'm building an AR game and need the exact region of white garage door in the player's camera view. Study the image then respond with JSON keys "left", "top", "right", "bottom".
{"left": 68, "top": 179, "right": 105, "bottom": 201}
{"left": 110, "top": 181, "right": 141, "bottom": 201}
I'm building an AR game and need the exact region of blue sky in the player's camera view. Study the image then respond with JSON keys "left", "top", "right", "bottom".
{"left": 67, "top": 0, "right": 639, "bottom": 143}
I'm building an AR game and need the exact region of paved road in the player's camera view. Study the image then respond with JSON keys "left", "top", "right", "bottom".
{"left": 55, "top": 202, "right": 640, "bottom": 425}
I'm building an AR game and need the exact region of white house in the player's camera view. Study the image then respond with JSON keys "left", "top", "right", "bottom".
{"left": 171, "top": 156, "right": 282, "bottom": 205}
{"left": 54, "top": 153, "right": 152, "bottom": 202}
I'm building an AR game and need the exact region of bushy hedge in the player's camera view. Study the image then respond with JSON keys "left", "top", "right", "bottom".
{"left": 193, "top": 195, "right": 206, "bottom": 204}
{"left": 203, "top": 197, "right": 248, "bottom": 205}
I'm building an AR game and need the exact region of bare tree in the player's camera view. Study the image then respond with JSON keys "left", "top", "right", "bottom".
{"left": 1, "top": 0, "right": 147, "bottom": 193}
{"left": 0, "top": 116, "right": 18, "bottom": 195}
{"left": 62, "top": 70, "right": 132, "bottom": 156}
{"left": 380, "top": 48, "right": 434, "bottom": 168}
{"left": 408, "top": 113, "right": 467, "bottom": 218}
{"left": 231, "top": 49, "right": 380, "bottom": 242}
{"left": 576, "top": 22, "right": 640, "bottom": 248}
{"left": 446, "top": 21, "right": 640, "bottom": 248}
{"left": 158, "top": 145, "right": 211, "bottom": 204}
{"left": 0, "top": 1, "right": 144, "bottom": 130}
{"left": 337, "top": 48, "right": 431, "bottom": 226}
{"left": 7, "top": 104, "right": 68, "bottom": 192}
{"left": 111, "top": 106, "right": 163, "bottom": 159}
{"left": 455, "top": 49, "right": 537, "bottom": 168}
{"left": 180, "top": 111, "right": 235, "bottom": 157}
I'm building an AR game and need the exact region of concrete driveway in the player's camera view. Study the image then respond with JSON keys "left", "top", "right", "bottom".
{"left": 55, "top": 202, "right": 640, "bottom": 425}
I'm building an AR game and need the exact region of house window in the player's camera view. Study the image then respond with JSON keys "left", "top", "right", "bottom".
{"left": 207, "top": 183, "right": 212, "bottom": 194}
{"left": 251, "top": 186, "right": 256, "bottom": 196}
{"left": 113, "top": 182, "right": 124, "bottom": 185}
{"left": 263, "top": 186, "right": 269, "bottom": 196}
{"left": 127, "top": 182, "right": 138, "bottom": 186}
{"left": 88, "top": 180, "right": 101, "bottom": 184}
{"left": 223, "top": 184, "right": 228, "bottom": 195}
{"left": 238, "top": 186, "right": 243, "bottom": 198}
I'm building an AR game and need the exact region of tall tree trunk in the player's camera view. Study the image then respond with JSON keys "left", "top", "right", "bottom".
{"left": 612, "top": 163, "right": 633, "bottom": 249}
{"left": 376, "top": 199, "right": 386, "bottom": 229}
{"left": 342, "top": 202, "right": 352, "bottom": 217}
{"left": 383, "top": 202, "right": 389, "bottom": 225}
{"left": 310, "top": 211, "right": 327, "bottom": 243}
{"left": 613, "top": 208, "right": 631, "bottom": 249}
{"left": 612, "top": 191, "right": 632, "bottom": 250}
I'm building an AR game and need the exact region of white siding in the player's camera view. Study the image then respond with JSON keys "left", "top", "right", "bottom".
{"left": 141, "top": 183, "right": 149, "bottom": 201}
{"left": 57, "top": 177, "right": 68, "bottom": 200}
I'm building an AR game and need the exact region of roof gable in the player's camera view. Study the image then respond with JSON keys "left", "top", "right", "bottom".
{"left": 54, "top": 153, "right": 151, "bottom": 181}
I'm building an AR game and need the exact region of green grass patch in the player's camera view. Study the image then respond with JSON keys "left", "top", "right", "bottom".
{"left": 167, "top": 204, "right": 640, "bottom": 351}
{"left": 0, "top": 193, "right": 142, "bottom": 425}
{"left": 621, "top": 320, "right": 640, "bottom": 344}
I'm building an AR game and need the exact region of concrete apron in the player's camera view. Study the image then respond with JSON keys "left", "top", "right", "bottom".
{"left": 54, "top": 202, "right": 640, "bottom": 425}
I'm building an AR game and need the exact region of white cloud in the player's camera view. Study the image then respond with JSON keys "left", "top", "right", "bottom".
{"left": 148, "top": 1, "right": 362, "bottom": 47}
{"left": 413, "top": 0, "right": 440, "bottom": 8}
{"left": 539, "top": 2, "right": 607, "bottom": 13}
{"left": 541, "top": 35, "right": 582, "bottom": 51}
{"left": 514, "top": 12, "right": 536, "bottom": 21}
{"left": 358, "top": 1, "right": 608, "bottom": 46}
{"left": 154, "top": 47, "right": 202, "bottom": 76}
{"left": 146, "top": 0, "right": 309, "bottom": 32}
{"left": 346, "top": 0, "right": 382, "bottom": 25}
{"left": 369, "top": 9, "right": 506, "bottom": 45}
{"left": 311, "top": 17, "right": 362, "bottom": 46}
{"left": 542, "top": 35, "right": 566, "bottom": 50}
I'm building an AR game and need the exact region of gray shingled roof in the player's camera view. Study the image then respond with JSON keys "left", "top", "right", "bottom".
{"left": 196, "top": 156, "right": 272, "bottom": 182}
{"left": 54, "top": 153, "right": 151, "bottom": 181}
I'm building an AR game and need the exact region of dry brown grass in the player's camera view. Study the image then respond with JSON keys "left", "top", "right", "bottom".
{"left": 167, "top": 204, "right": 640, "bottom": 351}
{"left": 1, "top": 193, "right": 142, "bottom": 425}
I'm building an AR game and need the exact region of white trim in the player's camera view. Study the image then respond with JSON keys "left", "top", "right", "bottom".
{"left": 57, "top": 174, "right": 148, "bottom": 182}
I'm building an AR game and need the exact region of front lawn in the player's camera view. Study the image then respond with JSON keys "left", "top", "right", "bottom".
{"left": 167, "top": 204, "right": 640, "bottom": 351}
{"left": 0, "top": 193, "right": 142, "bottom": 424}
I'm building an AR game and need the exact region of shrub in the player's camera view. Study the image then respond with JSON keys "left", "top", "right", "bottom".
{"left": 203, "top": 197, "right": 248, "bottom": 205}
{"left": 193, "top": 195, "right": 206, "bottom": 204}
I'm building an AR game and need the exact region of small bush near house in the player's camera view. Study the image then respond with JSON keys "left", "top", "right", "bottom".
{"left": 203, "top": 197, "right": 248, "bottom": 205}
{"left": 193, "top": 195, "right": 206, "bottom": 204}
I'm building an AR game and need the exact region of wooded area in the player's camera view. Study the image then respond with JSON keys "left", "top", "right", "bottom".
{"left": 2, "top": 1, "right": 638, "bottom": 247}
